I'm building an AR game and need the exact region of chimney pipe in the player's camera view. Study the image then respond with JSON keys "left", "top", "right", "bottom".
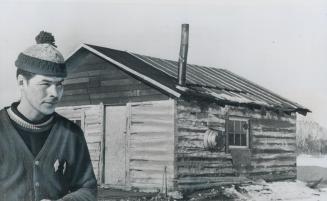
{"left": 178, "top": 24, "right": 189, "bottom": 86}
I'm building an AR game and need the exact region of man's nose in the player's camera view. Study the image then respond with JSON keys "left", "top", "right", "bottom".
{"left": 48, "top": 84, "right": 59, "bottom": 98}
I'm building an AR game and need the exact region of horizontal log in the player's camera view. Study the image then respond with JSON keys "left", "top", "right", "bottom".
{"left": 252, "top": 127, "right": 296, "bottom": 133}
{"left": 248, "top": 166, "right": 296, "bottom": 174}
{"left": 177, "top": 168, "right": 236, "bottom": 177}
{"left": 253, "top": 143, "right": 296, "bottom": 151}
{"left": 251, "top": 159, "right": 296, "bottom": 167}
{"left": 251, "top": 148, "right": 295, "bottom": 154}
{"left": 177, "top": 176, "right": 248, "bottom": 184}
{"left": 252, "top": 138, "right": 295, "bottom": 145}
{"left": 251, "top": 153, "right": 296, "bottom": 160}
{"left": 177, "top": 168, "right": 238, "bottom": 179}
{"left": 177, "top": 152, "right": 232, "bottom": 160}
{"left": 252, "top": 131, "right": 295, "bottom": 139}
{"left": 176, "top": 105, "right": 201, "bottom": 113}
{"left": 251, "top": 118, "right": 295, "bottom": 128}
{"left": 177, "top": 126, "right": 207, "bottom": 133}
{"left": 177, "top": 161, "right": 232, "bottom": 169}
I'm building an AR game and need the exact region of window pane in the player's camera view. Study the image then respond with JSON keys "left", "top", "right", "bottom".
{"left": 229, "top": 134, "right": 234, "bottom": 145}
{"left": 241, "top": 134, "right": 247, "bottom": 146}
{"left": 74, "top": 120, "right": 81, "bottom": 127}
{"left": 235, "top": 134, "right": 240, "bottom": 146}
{"left": 241, "top": 122, "right": 248, "bottom": 134}
{"left": 228, "top": 120, "right": 234, "bottom": 133}
{"left": 235, "top": 121, "right": 241, "bottom": 133}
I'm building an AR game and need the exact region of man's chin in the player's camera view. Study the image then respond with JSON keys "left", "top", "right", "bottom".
{"left": 40, "top": 105, "right": 56, "bottom": 115}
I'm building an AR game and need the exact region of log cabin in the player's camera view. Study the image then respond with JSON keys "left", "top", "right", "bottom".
{"left": 56, "top": 25, "right": 310, "bottom": 192}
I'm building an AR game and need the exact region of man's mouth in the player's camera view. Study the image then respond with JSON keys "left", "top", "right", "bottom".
{"left": 44, "top": 101, "right": 58, "bottom": 105}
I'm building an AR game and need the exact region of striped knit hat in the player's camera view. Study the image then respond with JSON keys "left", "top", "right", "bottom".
{"left": 15, "top": 31, "right": 67, "bottom": 77}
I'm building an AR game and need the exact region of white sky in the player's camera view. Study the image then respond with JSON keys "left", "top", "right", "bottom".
{"left": 1, "top": 0, "right": 326, "bottom": 128}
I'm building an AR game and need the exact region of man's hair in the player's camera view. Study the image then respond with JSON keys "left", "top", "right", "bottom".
{"left": 16, "top": 69, "right": 36, "bottom": 82}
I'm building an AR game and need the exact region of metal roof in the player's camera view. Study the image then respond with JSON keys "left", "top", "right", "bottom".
{"left": 70, "top": 44, "right": 310, "bottom": 115}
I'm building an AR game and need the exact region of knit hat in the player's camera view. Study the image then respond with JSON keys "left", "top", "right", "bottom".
{"left": 15, "top": 31, "right": 67, "bottom": 77}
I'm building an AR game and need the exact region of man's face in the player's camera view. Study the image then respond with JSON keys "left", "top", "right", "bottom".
{"left": 21, "top": 74, "right": 64, "bottom": 115}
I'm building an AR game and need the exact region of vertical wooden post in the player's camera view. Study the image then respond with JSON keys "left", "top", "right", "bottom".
{"left": 178, "top": 24, "right": 189, "bottom": 86}
{"left": 100, "top": 102, "right": 106, "bottom": 186}
{"left": 225, "top": 117, "right": 229, "bottom": 153}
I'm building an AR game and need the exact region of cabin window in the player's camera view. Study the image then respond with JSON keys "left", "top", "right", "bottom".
{"left": 227, "top": 117, "right": 249, "bottom": 148}
{"left": 72, "top": 119, "right": 82, "bottom": 127}
{"left": 71, "top": 117, "right": 85, "bottom": 132}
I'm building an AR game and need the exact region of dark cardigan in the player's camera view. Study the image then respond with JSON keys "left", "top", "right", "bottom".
{"left": 0, "top": 108, "right": 97, "bottom": 201}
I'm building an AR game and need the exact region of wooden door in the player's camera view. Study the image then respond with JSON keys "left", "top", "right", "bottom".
{"left": 105, "top": 106, "right": 128, "bottom": 186}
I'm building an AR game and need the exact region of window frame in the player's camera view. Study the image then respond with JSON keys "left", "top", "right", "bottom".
{"left": 227, "top": 116, "right": 250, "bottom": 149}
{"left": 70, "top": 110, "right": 85, "bottom": 132}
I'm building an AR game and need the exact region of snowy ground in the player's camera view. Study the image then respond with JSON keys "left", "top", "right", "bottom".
{"left": 297, "top": 154, "right": 327, "bottom": 168}
{"left": 221, "top": 180, "right": 327, "bottom": 201}
{"left": 219, "top": 154, "right": 327, "bottom": 201}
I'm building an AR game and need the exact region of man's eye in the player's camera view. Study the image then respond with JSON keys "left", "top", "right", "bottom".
{"left": 40, "top": 83, "right": 50, "bottom": 86}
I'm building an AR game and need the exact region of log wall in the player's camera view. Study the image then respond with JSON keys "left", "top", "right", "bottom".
{"left": 176, "top": 101, "right": 237, "bottom": 191}
{"left": 56, "top": 105, "right": 103, "bottom": 181}
{"left": 176, "top": 100, "right": 297, "bottom": 190}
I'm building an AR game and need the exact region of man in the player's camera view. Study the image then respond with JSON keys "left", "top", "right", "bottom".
{"left": 0, "top": 31, "right": 97, "bottom": 201}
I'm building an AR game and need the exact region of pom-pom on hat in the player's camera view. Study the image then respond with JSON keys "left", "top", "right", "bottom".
{"left": 15, "top": 31, "right": 67, "bottom": 77}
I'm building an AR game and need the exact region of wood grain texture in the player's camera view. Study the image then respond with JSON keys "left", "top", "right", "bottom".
{"left": 128, "top": 100, "right": 175, "bottom": 192}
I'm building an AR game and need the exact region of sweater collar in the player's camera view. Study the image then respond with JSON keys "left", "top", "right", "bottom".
{"left": 7, "top": 102, "right": 54, "bottom": 132}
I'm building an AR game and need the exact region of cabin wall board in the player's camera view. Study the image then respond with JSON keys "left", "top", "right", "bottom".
{"left": 127, "top": 100, "right": 175, "bottom": 192}
{"left": 56, "top": 105, "right": 103, "bottom": 181}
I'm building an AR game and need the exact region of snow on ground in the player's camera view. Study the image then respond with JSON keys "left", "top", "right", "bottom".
{"left": 297, "top": 154, "right": 327, "bottom": 168}
{"left": 223, "top": 180, "right": 327, "bottom": 201}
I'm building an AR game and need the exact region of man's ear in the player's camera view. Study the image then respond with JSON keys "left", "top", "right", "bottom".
{"left": 17, "top": 75, "right": 27, "bottom": 88}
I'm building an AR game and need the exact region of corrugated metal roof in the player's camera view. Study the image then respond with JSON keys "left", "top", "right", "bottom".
{"left": 82, "top": 44, "right": 309, "bottom": 114}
